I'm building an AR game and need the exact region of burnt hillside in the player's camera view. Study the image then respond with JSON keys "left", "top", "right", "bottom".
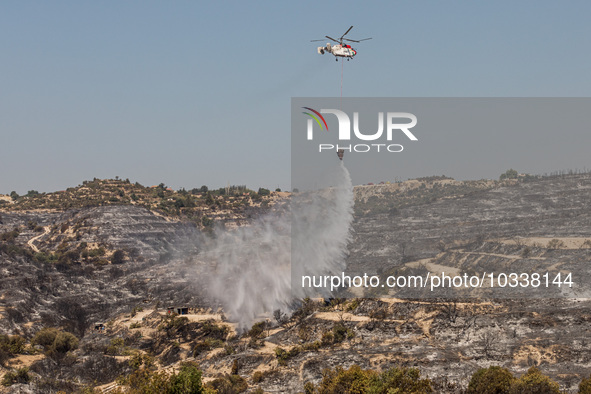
{"left": 1, "top": 173, "right": 591, "bottom": 392}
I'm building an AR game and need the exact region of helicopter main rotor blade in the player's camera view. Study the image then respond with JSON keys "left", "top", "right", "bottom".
{"left": 341, "top": 25, "right": 354, "bottom": 38}
{"left": 310, "top": 39, "right": 326, "bottom": 42}
{"left": 344, "top": 37, "right": 372, "bottom": 43}
{"left": 325, "top": 36, "right": 340, "bottom": 42}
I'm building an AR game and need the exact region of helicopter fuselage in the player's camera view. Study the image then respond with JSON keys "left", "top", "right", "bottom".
{"left": 317, "top": 43, "right": 357, "bottom": 59}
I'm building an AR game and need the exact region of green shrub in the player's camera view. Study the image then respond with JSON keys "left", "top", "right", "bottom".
{"left": 311, "top": 365, "right": 432, "bottom": 394}
{"left": 315, "top": 365, "right": 375, "bottom": 393}
{"left": 1, "top": 367, "right": 30, "bottom": 386}
{"left": 124, "top": 362, "right": 207, "bottom": 393}
{"left": 31, "top": 327, "right": 59, "bottom": 348}
{"left": 201, "top": 216, "right": 213, "bottom": 228}
{"left": 131, "top": 306, "right": 143, "bottom": 317}
{"left": 321, "top": 331, "right": 334, "bottom": 346}
{"left": 301, "top": 341, "right": 321, "bottom": 352}
{"left": 468, "top": 366, "right": 515, "bottom": 394}
{"left": 159, "top": 315, "right": 189, "bottom": 336}
{"left": 579, "top": 375, "right": 591, "bottom": 393}
{"left": 510, "top": 367, "right": 560, "bottom": 394}
{"left": 105, "top": 337, "right": 125, "bottom": 356}
{"left": 332, "top": 324, "right": 354, "bottom": 343}
{"left": 274, "top": 345, "right": 306, "bottom": 367}
{"left": 209, "top": 373, "right": 247, "bottom": 393}
{"left": 201, "top": 321, "right": 229, "bottom": 340}
{"left": 34, "top": 252, "right": 52, "bottom": 263}
{"left": 88, "top": 247, "right": 106, "bottom": 257}
{"left": 252, "top": 371, "right": 264, "bottom": 383}
{"left": 52, "top": 331, "right": 79, "bottom": 354}
{"left": 248, "top": 321, "right": 265, "bottom": 338}
{"left": 31, "top": 328, "right": 78, "bottom": 358}
{"left": 547, "top": 239, "right": 565, "bottom": 249}
{"left": 128, "top": 351, "right": 154, "bottom": 370}
{"left": 0, "top": 230, "right": 20, "bottom": 243}
{"left": 0, "top": 334, "right": 26, "bottom": 355}
{"left": 372, "top": 366, "right": 433, "bottom": 393}
{"left": 275, "top": 347, "right": 289, "bottom": 366}
{"left": 345, "top": 299, "right": 361, "bottom": 312}
{"left": 193, "top": 338, "right": 224, "bottom": 356}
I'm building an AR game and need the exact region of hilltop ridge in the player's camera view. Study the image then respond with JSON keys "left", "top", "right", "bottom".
{"left": 0, "top": 178, "right": 289, "bottom": 230}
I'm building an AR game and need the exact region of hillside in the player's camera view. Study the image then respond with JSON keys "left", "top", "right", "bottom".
{"left": 1, "top": 173, "right": 591, "bottom": 392}
{"left": 0, "top": 178, "right": 289, "bottom": 231}
{"left": 347, "top": 172, "right": 591, "bottom": 298}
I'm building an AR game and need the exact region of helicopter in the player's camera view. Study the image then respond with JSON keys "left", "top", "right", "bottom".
{"left": 311, "top": 26, "right": 372, "bottom": 61}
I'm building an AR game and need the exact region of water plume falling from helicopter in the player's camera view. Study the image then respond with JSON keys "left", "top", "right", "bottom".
{"left": 200, "top": 161, "right": 354, "bottom": 330}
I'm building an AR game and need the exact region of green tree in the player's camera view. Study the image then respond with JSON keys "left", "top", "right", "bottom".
{"left": 205, "top": 193, "right": 215, "bottom": 205}
{"left": 31, "top": 328, "right": 78, "bottom": 359}
{"left": 174, "top": 198, "right": 185, "bottom": 209}
{"left": 500, "top": 169, "right": 518, "bottom": 180}
{"left": 169, "top": 363, "right": 208, "bottom": 393}
{"left": 468, "top": 366, "right": 515, "bottom": 394}
{"left": 258, "top": 188, "right": 270, "bottom": 196}
{"left": 510, "top": 367, "right": 560, "bottom": 394}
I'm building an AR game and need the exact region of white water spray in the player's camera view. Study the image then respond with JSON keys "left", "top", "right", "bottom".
{"left": 201, "top": 162, "right": 354, "bottom": 329}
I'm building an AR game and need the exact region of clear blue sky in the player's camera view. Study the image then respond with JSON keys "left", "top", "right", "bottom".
{"left": 2, "top": 1, "right": 591, "bottom": 193}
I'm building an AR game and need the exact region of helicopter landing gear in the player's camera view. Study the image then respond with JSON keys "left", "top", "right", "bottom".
{"left": 335, "top": 58, "right": 338, "bottom": 62}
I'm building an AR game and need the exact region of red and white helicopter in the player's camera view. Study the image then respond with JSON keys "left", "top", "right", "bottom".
{"left": 311, "top": 26, "right": 372, "bottom": 61}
